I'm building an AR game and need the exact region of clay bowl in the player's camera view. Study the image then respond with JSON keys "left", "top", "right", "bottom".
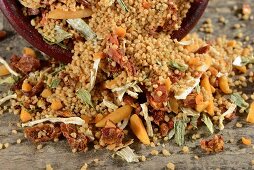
{"left": 0, "top": 0, "right": 209, "bottom": 64}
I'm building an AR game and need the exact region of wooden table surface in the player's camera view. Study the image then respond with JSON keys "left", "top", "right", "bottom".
{"left": 1, "top": 0, "right": 254, "bottom": 169}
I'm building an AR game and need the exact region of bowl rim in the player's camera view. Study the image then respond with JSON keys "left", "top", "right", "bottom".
{"left": 0, "top": 0, "right": 72, "bottom": 63}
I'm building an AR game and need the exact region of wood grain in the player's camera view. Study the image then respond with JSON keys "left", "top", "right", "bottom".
{"left": 0, "top": 0, "right": 254, "bottom": 169}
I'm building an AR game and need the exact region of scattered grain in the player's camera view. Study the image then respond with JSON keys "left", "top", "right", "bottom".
{"left": 46, "top": 164, "right": 53, "bottom": 170}
{"left": 166, "top": 162, "right": 175, "bottom": 170}
{"left": 150, "top": 149, "right": 159, "bottom": 156}
{"left": 162, "top": 149, "right": 171, "bottom": 156}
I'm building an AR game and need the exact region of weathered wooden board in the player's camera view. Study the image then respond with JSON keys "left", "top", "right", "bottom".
{"left": 0, "top": 0, "right": 254, "bottom": 169}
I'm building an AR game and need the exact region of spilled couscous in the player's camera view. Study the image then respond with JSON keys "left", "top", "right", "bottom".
{"left": 0, "top": 0, "right": 254, "bottom": 164}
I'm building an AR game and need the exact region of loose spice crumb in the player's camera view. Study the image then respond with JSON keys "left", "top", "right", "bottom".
{"left": 182, "top": 146, "right": 189, "bottom": 154}
{"left": 150, "top": 149, "right": 159, "bottom": 156}
{"left": 94, "top": 145, "right": 100, "bottom": 150}
{"left": 236, "top": 122, "right": 243, "bottom": 128}
{"left": 16, "top": 123, "right": 21, "bottom": 128}
{"left": 218, "top": 16, "right": 226, "bottom": 24}
{"left": 37, "top": 144, "right": 43, "bottom": 150}
{"left": 72, "top": 148, "right": 77, "bottom": 153}
{"left": 233, "top": 24, "right": 241, "bottom": 29}
{"left": 80, "top": 163, "right": 88, "bottom": 170}
{"left": 166, "top": 162, "right": 175, "bottom": 170}
{"left": 53, "top": 138, "right": 59, "bottom": 142}
{"left": 0, "top": 143, "right": 3, "bottom": 149}
{"left": 251, "top": 160, "right": 254, "bottom": 165}
{"left": 194, "top": 155, "right": 199, "bottom": 160}
{"left": 4, "top": 143, "right": 9, "bottom": 148}
{"left": 235, "top": 32, "right": 243, "bottom": 39}
{"left": 162, "top": 149, "right": 171, "bottom": 156}
{"left": 140, "top": 155, "right": 146, "bottom": 162}
{"left": 93, "top": 159, "right": 99, "bottom": 164}
{"left": 150, "top": 142, "right": 155, "bottom": 147}
{"left": 12, "top": 129, "right": 18, "bottom": 134}
{"left": 17, "top": 139, "right": 22, "bottom": 144}
{"left": 46, "top": 164, "right": 53, "bottom": 170}
{"left": 242, "top": 137, "right": 252, "bottom": 146}
{"left": 164, "top": 137, "right": 169, "bottom": 141}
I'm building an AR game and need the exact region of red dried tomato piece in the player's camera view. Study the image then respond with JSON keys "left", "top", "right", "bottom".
{"left": 25, "top": 124, "right": 62, "bottom": 143}
{"left": 31, "top": 81, "right": 44, "bottom": 95}
{"left": 152, "top": 111, "right": 165, "bottom": 126}
{"left": 108, "top": 34, "right": 119, "bottom": 46}
{"left": 152, "top": 85, "right": 168, "bottom": 103}
{"left": 134, "top": 105, "right": 142, "bottom": 115}
{"left": 60, "top": 123, "right": 89, "bottom": 152}
{"left": 99, "top": 127, "right": 124, "bottom": 146}
{"left": 168, "top": 119, "right": 174, "bottom": 130}
{"left": 160, "top": 123, "right": 169, "bottom": 137}
{"left": 10, "top": 55, "right": 40, "bottom": 74}
{"left": 163, "top": 1, "right": 178, "bottom": 32}
{"left": 123, "top": 95, "right": 136, "bottom": 105}
{"left": 107, "top": 48, "right": 136, "bottom": 76}
{"left": 200, "top": 135, "right": 224, "bottom": 153}
{"left": 169, "top": 71, "right": 185, "bottom": 83}
{"left": 147, "top": 92, "right": 169, "bottom": 111}
{"left": 183, "top": 93, "right": 197, "bottom": 108}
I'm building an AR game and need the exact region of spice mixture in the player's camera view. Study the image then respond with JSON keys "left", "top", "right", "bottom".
{"left": 0, "top": 0, "right": 254, "bottom": 165}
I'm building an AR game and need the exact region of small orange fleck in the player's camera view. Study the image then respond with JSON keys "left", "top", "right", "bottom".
{"left": 242, "top": 137, "right": 252, "bottom": 146}
{"left": 142, "top": 1, "right": 151, "bottom": 9}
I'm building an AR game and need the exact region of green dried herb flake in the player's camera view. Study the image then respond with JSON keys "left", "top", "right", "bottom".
{"left": 230, "top": 93, "right": 249, "bottom": 111}
{"left": 202, "top": 114, "right": 214, "bottom": 134}
{"left": 174, "top": 120, "right": 187, "bottom": 146}
{"left": 169, "top": 61, "right": 188, "bottom": 72}
{"left": 76, "top": 89, "right": 94, "bottom": 107}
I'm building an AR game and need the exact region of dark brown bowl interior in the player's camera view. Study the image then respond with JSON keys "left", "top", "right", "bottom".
{"left": 0, "top": 0, "right": 208, "bottom": 64}
{"left": 0, "top": 0, "right": 72, "bottom": 63}
{"left": 171, "top": 0, "right": 209, "bottom": 40}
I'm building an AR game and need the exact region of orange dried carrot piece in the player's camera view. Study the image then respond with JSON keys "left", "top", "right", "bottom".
{"left": 209, "top": 67, "right": 218, "bottom": 76}
{"left": 246, "top": 102, "right": 254, "bottom": 123}
{"left": 23, "top": 47, "right": 37, "bottom": 58}
{"left": 188, "top": 57, "right": 201, "bottom": 66}
{"left": 195, "top": 94, "right": 203, "bottom": 105}
{"left": 20, "top": 108, "right": 32, "bottom": 122}
{"left": 115, "top": 27, "right": 126, "bottom": 38}
{"left": 218, "top": 76, "right": 232, "bottom": 94}
{"left": 22, "top": 81, "right": 32, "bottom": 92}
{"left": 81, "top": 115, "right": 92, "bottom": 123}
{"left": 165, "top": 78, "right": 172, "bottom": 92}
{"left": 0, "top": 64, "right": 10, "bottom": 76}
{"left": 130, "top": 114, "right": 150, "bottom": 145}
{"left": 94, "top": 113, "right": 104, "bottom": 123}
{"left": 93, "top": 52, "right": 105, "bottom": 59}
{"left": 235, "top": 66, "right": 247, "bottom": 74}
{"left": 242, "top": 137, "right": 252, "bottom": 146}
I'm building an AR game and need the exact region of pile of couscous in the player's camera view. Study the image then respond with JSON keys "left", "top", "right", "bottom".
{"left": 0, "top": 0, "right": 254, "bottom": 163}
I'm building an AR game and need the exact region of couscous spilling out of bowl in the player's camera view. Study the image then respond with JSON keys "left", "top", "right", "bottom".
{"left": 0, "top": 0, "right": 254, "bottom": 163}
